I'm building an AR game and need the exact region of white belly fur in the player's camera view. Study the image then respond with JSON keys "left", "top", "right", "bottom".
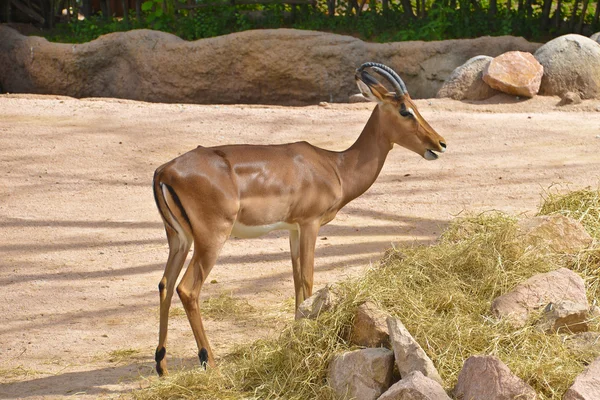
{"left": 230, "top": 221, "right": 298, "bottom": 239}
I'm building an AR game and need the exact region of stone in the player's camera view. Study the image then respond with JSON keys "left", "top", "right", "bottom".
{"left": 565, "top": 332, "right": 600, "bottom": 354}
{"left": 328, "top": 348, "right": 394, "bottom": 400}
{"left": 563, "top": 356, "right": 600, "bottom": 400}
{"left": 534, "top": 34, "right": 600, "bottom": 99}
{"left": 349, "top": 93, "right": 370, "bottom": 103}
{"left": 518, "top": 215, "right": 593, "bottom": 254}
{"left": 296, "top": 285, "right": 336, "bottom": 319}
{"left": 350, "top": 301, "right": 390, "bottom": 348}
{"left": 453, "top": 355, "right": 537, "bottom": 400}
{"left": 491, "top": 268, "right": 588, "bottom": 328}
{"left": 538, "top": 300, "right": 589, "bottom": 333}
{"left": 377, "top": 371, "right": 451, "bottom": 400}
{"left": 0, "top": 26, "right": 541, "bottom": 103}
{"left": 482, "top": 51, "right": 543, "bottom": 98}
{"left": 386, "top": 317, "right": 443, "bottom": 384}
{"left": 436, "top": 55, "right": 500, "bottom": 100}
{"left": 590, "top": 32, "right": 600, "bottom": 44}
{"left": 558, "top": 91, "right": 583, "bottom": 106}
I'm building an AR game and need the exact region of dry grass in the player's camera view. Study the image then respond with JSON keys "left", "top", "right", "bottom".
{"left": 167, "top": 292, "right": 256, "bottom": 320}
{"left": 108, "top": 348, "right": 141, "bottom": 364}
{"left": 538, "top": 187, "right": 600, "bottom": 239}
{"left": 133, "top": 190, "right": 600, "bottom": 400}
{"left": 0, "top": 366, "right": 45, "bottom": 381}
{"left": 201, "top": 291, "right": 256, "bottom": 320}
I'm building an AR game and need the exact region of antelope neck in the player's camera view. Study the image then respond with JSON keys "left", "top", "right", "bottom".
{"left": 335, "top": 105, "right": 393, "bottom": 205}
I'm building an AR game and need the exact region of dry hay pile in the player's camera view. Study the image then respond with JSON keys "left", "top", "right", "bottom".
{"left": 134, "top": 188, "right": 600, "bottom": 400}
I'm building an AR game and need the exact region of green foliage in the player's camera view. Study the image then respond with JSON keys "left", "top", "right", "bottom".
{"left": 42, "top": 0, "right": 600, "bottom": 44}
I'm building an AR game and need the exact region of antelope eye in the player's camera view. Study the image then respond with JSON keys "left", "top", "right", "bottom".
{"left": 399, "top": 105, "right": 414, "bottom": 118}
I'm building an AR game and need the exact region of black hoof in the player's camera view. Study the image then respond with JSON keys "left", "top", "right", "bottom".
{"left": 155, "top": 347, "right": 166, "bottom": 376}
{"left": 199, "top": 348, "right": 208, "bottom": 369}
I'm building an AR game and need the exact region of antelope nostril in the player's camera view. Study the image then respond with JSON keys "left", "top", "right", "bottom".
{"left": 440, "top": 141, "right": 447, "bottom": 149}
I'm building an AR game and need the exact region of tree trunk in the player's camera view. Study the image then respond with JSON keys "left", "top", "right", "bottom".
{"left": 594, "top": 0, "right": 600, "bottom": 26}
{"left": 517, "top": 0, "right": 524, "bottom": 16}
{"left": 577, "top": 0, "right": 590, "bottom": 32}
{"left": 401, "top": 0, "right": 415, "bottom": 18}
{"left": 570, "top": 0, "right": 580, "bottom": 30}
{"left": 489, "top": 0, "right": 497, "bottom": 16}
{"left": 553, "top": 0, "right": 562, "bottom": 29}
{"left": 346, "top": 0, "right": 358, "bottom": 16}
{"left": 327, "top": 0, "right": 335, "bottom": 16}
{"left": 121, "top": 0, "right": 128, "bottom": 22}
{"left": 382, "top": 0, "right": 388, "bottom": 15}
{"left": 357, "top": 0, "right": 366, "bottom": 15}
{"left": 81, "top": 0, "right": 91, "bottom": 18}
{"left": 135, "top": 0, "right": 140, "bottom": 20}
{"left": 506, "top": 0, "right": 511, "bottom": 11}
{"left": 540, "top": 0, "right": 552, "bottom": 29}
{"left": 1, "top": 0, "right": 10, "bottom": 22}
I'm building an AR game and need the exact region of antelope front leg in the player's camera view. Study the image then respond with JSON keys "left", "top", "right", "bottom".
{"left": 291, "top": 222, "right": 319, "bottom": 314}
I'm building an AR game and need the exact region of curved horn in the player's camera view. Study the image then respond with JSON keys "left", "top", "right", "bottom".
{"left": 356, "top": 62, "right": 408, "bottom": 96}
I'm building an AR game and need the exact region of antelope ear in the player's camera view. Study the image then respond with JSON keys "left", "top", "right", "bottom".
{"left": 355, "top": 70, "right": 389, "bottom": 103}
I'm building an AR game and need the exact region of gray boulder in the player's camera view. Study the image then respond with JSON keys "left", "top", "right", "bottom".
{"left": 377, "top": 371, "right": 451, "bottom": 400}
{"left": 454, "top": 355, "right": 537, "bottom": 400}
{"left": 538, "top": 300, "right": 589, "bottom": 333}
{"left": 350, "top": 301, "right": 390, "bottom": 348}
{"left": 436, "top": 55, "right": 500, "bottom": 100}
{"left": 517, "top": 215, "right": 593, "bottom": 254}
{"left": 296, "top": 285, "right": 336, "bottom": 320}
{"left": 328, "top": 348, "right": 394, "bottom": 400}
{"left": 534, "top": 34, "right": 600, "bottom": 99}
{"left": 387, "top": 317, "right": 443, "bottom": 384}
{"left": 491, "top": 268, "right": 588, "bottom": 328}
{"left": 558, "top": 91, "right": 583, "bottom": 106}
{"left": 591, "top": 32, "right": 600, "bottom": 44}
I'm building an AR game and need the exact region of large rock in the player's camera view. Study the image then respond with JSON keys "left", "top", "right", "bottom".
{"left": 387, "top": 317, "right": 443, "bottom": 384}
{"left": 534, "top": 34, "right": 600, "bottom": 99}
{"left": 518, "top": 215, "right": 593, "bottom": 254}
{"left": 453, "top": 355, "right": 537, "bottom": 400}
{"left": 328, "top": 348, "right": 394, "bottom": 400}
{"left": 491, "top": 268, "right": 588, "bottom": 328}
{"left": 563, "top": 356, "right": 600, "bottom": 400}
{"left": 591, "top": 32, "right": 600, "bottom": 44}
{"left": 296, "top": 285, "right": 336, "bottom": 320}
{"left": 537, "top": 300, "right": 589, "bottom": 333}
{"left": 482, "top": 51, "right": 543, "bottom": 97}
{"left": 0, "top": 26, "right": 541, "bottom": 104}
{"left": 350, "top": 301, "right": 390, "bottom": 348}
{"left": 436, "top": 55, "right": 500, "bottom": 100}
{"left": 378, "top": 371, "right": 451, "bottom": 400}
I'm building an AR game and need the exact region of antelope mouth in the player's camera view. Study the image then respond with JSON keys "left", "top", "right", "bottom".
{"left": 424, "top": 149, "right": 440, "bottom": 160}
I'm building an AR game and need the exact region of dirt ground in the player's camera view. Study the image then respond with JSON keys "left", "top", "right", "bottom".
{"left": 1, "top": 94, "right": 600, "bottom": 399}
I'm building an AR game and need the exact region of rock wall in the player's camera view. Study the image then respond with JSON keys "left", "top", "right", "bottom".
{"left": 0, "top": 26, "right": 541, "bottom": 104}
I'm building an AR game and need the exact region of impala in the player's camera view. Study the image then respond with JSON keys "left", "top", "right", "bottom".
{"left": 152, "top": 62, "right": 446, "bottom": 376}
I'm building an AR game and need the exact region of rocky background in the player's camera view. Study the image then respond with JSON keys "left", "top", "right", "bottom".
{"left": 0, "top": 25, "right": 540, "bottom": 104}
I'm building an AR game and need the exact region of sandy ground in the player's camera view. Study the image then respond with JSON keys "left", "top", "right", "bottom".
{"left": 1, "top": 94, "right": 600, "bottom": 399}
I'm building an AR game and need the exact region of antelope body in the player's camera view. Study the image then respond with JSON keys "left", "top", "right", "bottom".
{"left": 152, "top": 62, "right": 446, "bottom": 375}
